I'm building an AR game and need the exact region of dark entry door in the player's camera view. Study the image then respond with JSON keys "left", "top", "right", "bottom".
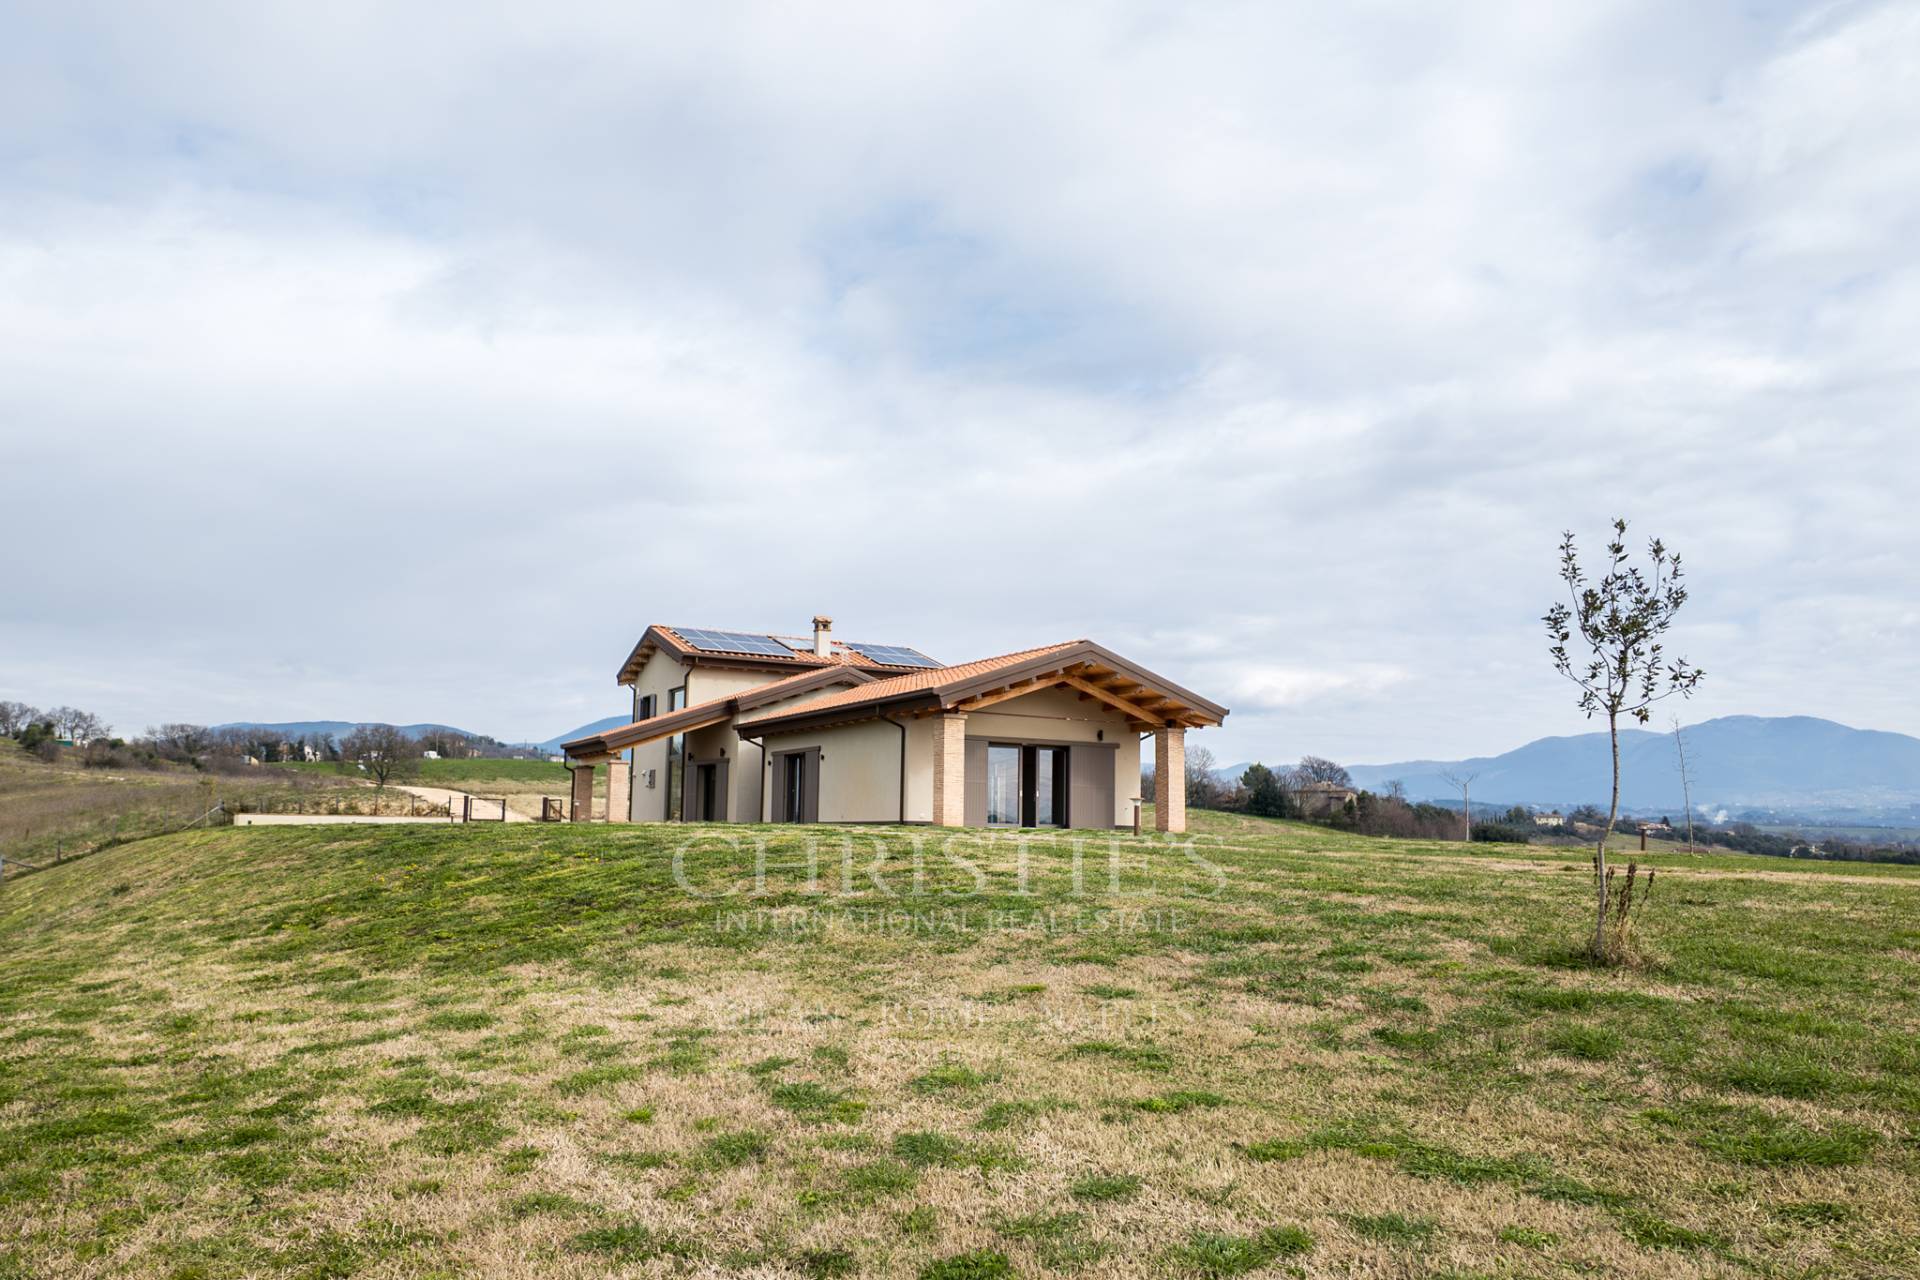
{"left": 1023, "top": 745, "right": 1068, "bottom": 827}
{"left": 686, "top": 762, "right": 729, "bottom": 822}
{"left": 776, "top": 749, "right": 819, "bottom": 823}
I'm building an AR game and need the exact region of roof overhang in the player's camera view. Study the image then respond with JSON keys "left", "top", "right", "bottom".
{"left": 736, "top": 640, "right": 1228, "bottom": 739}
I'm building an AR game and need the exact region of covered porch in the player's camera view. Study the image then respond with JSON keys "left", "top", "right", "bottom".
{"left": 924, "top": 648, "right": 1221, "bottom": 834}
{"left": 736, "top": 640, "right": 1228, "bottom": 833}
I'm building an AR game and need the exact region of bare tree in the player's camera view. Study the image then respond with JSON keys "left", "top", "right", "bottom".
{"left": 341, "top": 724, "right": 419, "bottom": 791}
{"left": 1295, "top": 755, "right": 1353, "bottom": 786}
{"left": 1183, "top": 744, "right": 1221, "bottom": 810}
{"left": 1545, "top": 518, "right": 1705, "bottom": 962}
{"left": 415, "top": 727, "right": 475, "bottom": 759}
{"left": 1671, "top": 715, "right": 1698, "bottom": 856}
{"left": 1439, "top": 768, "right": 1478, "bottom": 841}
{"left": 148, "top": 723, "right": 212, "bottom": 761}
{"left": 0, "top": 701, "right": 39, "bottom": 736}
{"left": 66, "top": 710, "right": 110, "bottom": 745}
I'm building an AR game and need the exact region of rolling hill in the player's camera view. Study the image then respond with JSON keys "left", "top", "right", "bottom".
{"left": 211, "top": 719, "right": 489, "bottom": 742}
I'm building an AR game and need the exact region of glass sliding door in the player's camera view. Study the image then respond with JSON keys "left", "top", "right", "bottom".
{"left": 990, "top": 743, "right": 1070, "bottom": 827}
{"left": 1032, "top": 747, "right": 1059, "bottom": 826}
{"left": 986, "top": 745, "right": 1021, "bottom": 825}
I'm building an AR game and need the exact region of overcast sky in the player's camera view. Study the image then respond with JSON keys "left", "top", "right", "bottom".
{"left": 3, "top": 2, "right": 1917, "bottom": 764}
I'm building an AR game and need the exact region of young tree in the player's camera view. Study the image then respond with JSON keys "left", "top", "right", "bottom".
{"left": 1440, "top": 768, "right": 1477, "bottom": 841}
{"left": 1545, "top": 519, "right": 1705, "bottom": 962}
{"left": 1671, "top": 715, "right": 1698, "bottom": 855}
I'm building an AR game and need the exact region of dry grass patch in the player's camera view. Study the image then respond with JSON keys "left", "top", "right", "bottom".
{"left": 1, "top": 812, "right": 1917, "bottom": 1278}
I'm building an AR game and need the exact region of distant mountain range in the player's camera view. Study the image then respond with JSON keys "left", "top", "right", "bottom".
{"left": 532, "top": 716, "right": 628, "bottom": 752}
{"left": 1228, "top": 716, "right": 1920, "bottom": 818}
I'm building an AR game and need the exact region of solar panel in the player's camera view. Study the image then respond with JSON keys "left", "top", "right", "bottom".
{"left": 674, "top": 628, "right": 793, "bottom": 657}
{"left": 846, "top": 642, "right": 943, "bottom": 669}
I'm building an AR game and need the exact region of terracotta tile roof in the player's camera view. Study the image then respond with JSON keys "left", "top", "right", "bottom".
{"left": 736, "top": 641, "right": 1087, "bottom": 728}
{"left": 564, "top": 667, "right": 874, "bottom": 756}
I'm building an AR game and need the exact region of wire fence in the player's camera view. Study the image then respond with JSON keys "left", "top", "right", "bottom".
{"left": 2, "top": 802, "right": 226, "bottom": 885}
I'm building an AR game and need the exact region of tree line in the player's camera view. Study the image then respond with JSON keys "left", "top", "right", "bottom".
{"left": 2, "top": 701, "right": 497, "bottom": 784}
{"left": 1144, "top": 747, "right": 1476, "bottom": 840}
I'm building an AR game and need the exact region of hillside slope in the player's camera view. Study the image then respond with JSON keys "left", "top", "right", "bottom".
{"left": 1, "top": 818, "right": 1915, "bottom": 1278}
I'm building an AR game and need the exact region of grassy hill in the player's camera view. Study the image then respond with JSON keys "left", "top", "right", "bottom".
{"left": 0, "top": 739, "right": 375, "bottom": 869}
{"left": 1, "top": 813, "right": 1915, "bottom": 1278}
{"left": 273, "top": 758, "right": 571, "bottom": 785}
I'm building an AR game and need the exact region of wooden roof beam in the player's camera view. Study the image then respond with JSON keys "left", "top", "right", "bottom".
{"left": 952, "top": 672, "right": 1065, "bottom": 713}
{"left": 1059, "top": 674, "right": 1182, "bottom": 727}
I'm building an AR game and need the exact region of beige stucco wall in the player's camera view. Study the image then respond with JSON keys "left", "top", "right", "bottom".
{"left": 623, "top": 653, "right": 687, "bottom": 821}
{"left": 620, "top": 665, "right": 875, "bottom": 823}
{"left": 624, "top": 659, "right": 772, "bottom": 820}
{"left": 759, "top": 718, "right": 907, "bottom": 823}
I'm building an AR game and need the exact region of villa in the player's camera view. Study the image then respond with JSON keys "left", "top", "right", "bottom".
{"left": 561, "top": 618, "right": 1228, "bottom": 832}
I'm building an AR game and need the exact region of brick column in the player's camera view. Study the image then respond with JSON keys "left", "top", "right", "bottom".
{"left": 569, "top": 763, "right": 595, "bottom": 823}
{"left": 1154, "top": 728, "right": 1186, "bottom": 834}
{"left": 605, "top": 759, "right": 632, "bottom": 824}
{"left": 931, "top": 712, "right": 968, "bottom": 827}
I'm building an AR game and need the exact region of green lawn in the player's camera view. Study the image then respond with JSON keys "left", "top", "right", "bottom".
{"left": 1, "top": 811, "right": 1915, "bottom": 1278}
{"left": 273, "top": 757, "right": 570, "bottom": 785}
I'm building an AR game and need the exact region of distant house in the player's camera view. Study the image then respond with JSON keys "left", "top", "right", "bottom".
{"left": 1639, "top": 819, "right": 1673, "bottom": 836}
{"left": 301, "top": 743, "right": 323, "bottom": 763}
{"left": 1295, "top": 780, "right": 1359, "bottom": 818}
{"left": 422, "top": 750, "right": 441, "bottom": 761}
{"left": 561, "top": 616, "right": 1227, "bottom": 830}
{"left": 1533, "top": 811, "right": 1565, "bottom": 828}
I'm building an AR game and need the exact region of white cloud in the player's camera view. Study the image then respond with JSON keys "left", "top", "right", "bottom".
{"left": 1225, "top": 665, "right": 1413, "bottom": 712}
{"left": 1, "top": 1, "right": 1917, "bottom": 761}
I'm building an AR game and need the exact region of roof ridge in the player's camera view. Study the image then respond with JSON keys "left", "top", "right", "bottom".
{"left": 564, "top": 665, "right": 872, "bottom": 754}
{"left": 733, "top": 640, "right": 1088, "bottom": 728}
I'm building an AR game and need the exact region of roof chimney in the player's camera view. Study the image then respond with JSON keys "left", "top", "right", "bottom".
{"left": 811, "top": 615, "right": 834, "bottom": 658}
